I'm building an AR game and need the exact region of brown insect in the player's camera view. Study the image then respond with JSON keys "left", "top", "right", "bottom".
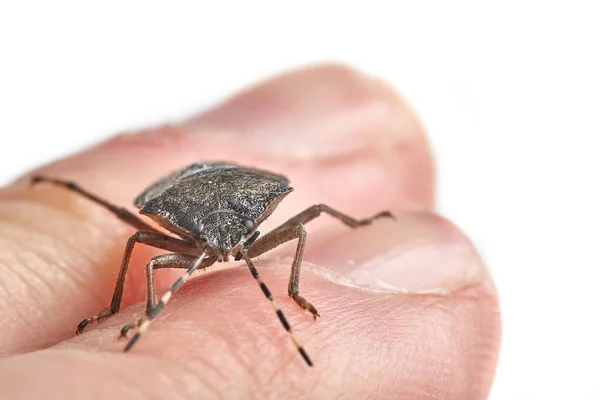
{"left": 32, "top": 162, "right": 392, "bottom": 366}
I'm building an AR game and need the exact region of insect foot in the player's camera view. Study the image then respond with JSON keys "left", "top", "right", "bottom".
{"left": 119, "top": 321, "right": 139, "bottom": 339}
{"left": 75, "top": 308, "right": 114, "bottom": 335}
{"left": 291, "top": 294, "right": 320, "bottom": 320}
{"left": 119, "top": 318, "right": 149, "bottom": 352}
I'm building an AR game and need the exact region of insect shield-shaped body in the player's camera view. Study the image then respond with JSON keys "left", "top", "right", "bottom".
{"left": 134, "top": 163, "right": 292, "bottom": 261}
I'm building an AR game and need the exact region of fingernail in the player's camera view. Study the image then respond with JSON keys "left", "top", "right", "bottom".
{"left": 301, "top": 212, "right": 486, "bottom": 294}
{"left": 185, "top": 63, "right": 422, "bottom": 160}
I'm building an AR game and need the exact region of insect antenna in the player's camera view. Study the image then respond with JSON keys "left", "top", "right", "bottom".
{"left": 123, "top": 251, "right": 208, "bottom": 352}
{"left": 242, "top": 253, "right": 313, "bottom": 366}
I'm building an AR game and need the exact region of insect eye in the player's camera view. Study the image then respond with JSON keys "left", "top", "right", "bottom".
{"left": 243, "top": 219, "right": 254, "bottom": 233}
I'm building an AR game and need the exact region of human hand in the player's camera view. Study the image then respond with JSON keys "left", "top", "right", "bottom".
{"left": 0, "top": 64, "right": 500, "bottom": 399}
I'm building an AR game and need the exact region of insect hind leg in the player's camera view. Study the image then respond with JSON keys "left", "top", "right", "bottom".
{"left": 271, "top": 203, "right": 393, "bottom": 233}
{"left": 31, "top": 176, "right": 158, "bottom": 232}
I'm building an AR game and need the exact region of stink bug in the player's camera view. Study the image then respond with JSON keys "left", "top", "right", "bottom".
{"left": 32, "top": 162, "right": 392, "bottom": 366}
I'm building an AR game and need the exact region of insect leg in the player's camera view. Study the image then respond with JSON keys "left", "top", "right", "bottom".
{"left": 31, "top": 176, "right": 158, "bottom": 232}
{"left": 76, "top": 230, "right": 200, "bottom": 334}
{"left": 242, "top": 253, "right": 313, "bottom": 367}
{"left": 123, "top": 252, "right": 208, "bottom": 352}
{"left": 143, "top": 253, "right": 217, "bottom": 313}
{"left": 270, "top": 204, "right": 393, "bottom": 233}
{"left": 247, "top": 224, "right": 320, "bottom": 320}
{"left": 246, "top": 205, "right": 392, "bottom": 318}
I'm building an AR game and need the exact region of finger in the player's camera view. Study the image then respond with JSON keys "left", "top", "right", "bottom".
{"left": 0, "top": 63, "right": 433, "bottom": 354}
{"left": 0, "top": 213, "right": 501, "bottom": 399}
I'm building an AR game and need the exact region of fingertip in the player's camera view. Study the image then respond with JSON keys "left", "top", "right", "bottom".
{"left": 0, "top": 63, "right": 435, "bottom": 358}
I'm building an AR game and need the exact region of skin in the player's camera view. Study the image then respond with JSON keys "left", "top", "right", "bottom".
{"left": 0, "top": 64, "right": 501, "bottom": 399}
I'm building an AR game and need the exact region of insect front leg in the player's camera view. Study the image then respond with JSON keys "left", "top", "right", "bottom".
{"left": 76, "top": 231, "right": 200, "bottom": 334}
{"left": 119, "top": 253, "right": 216, "bottom": 349}
{"left": 122, "top": 252, "right": 209, "bottom": 352}
{"left": 247, "top": 205, "right": 392, "bottom": 319}
{"left": 143, "top": 253, "right": 217, "bottom": 313}
{"left": 247, "top": 224, "right": 319, "bottom": 319}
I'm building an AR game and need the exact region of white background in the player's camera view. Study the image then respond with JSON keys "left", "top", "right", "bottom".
{"left": 1, "top": 2, "right": 598, "bottom": 399}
